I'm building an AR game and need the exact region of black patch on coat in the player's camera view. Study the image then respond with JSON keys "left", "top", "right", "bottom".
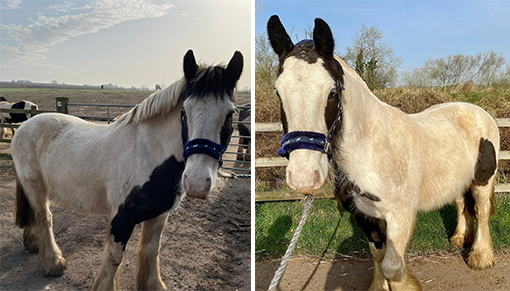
{"left": 0, "top": 97, "right": 7, "bottom": 102}
{"left": 5, "top": 101, "right": 29, "bottom": 123}
{"left": 333, "top": 162, "right": 386, "bottom": 249}
{"left": 473, "top": 138, "right": 497, "bottom": 186}
{"left": 110, "top": 156, "right": 184, "bottom": 250}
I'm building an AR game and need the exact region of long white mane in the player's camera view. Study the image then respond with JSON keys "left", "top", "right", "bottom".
{"left": 115, "top": 77, "right": 186, "bottom": 125}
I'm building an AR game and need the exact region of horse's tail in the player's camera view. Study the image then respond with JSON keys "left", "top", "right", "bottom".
{"left": 15, "top": 176, "right": 34, "bottom": 228}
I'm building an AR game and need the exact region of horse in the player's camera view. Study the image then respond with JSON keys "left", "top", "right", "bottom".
{"left": 268, "top": 15, "right": 498, "bottom": 291}
{"left": 0, "top": 98, "right": 39, "bottom": 138}
{"left": 236, "top": 104, "right": 251, "bottom": 161}
{"left": 12, "top": 49, "right": 243, "bottom": 291}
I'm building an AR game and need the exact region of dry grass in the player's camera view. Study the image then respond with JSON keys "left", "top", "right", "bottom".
{"left": 256, "top": 83, "right": 510, "bottom": 190}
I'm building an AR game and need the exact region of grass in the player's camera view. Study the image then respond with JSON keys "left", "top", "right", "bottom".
{"left": 255, "top": 195, "right": 510, "bottom": 261}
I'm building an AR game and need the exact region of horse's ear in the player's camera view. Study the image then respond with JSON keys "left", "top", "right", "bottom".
{"left": 267, "top": 15, "right": 294, "bottom": 58}
{"left": 227, "top": 51, "right": 244, "bottom": 84}
{"left": 183, "top": 49, "right": 198, "bottom": 80}
{"left": 313, "top": 18, "right": 335, "bottom": 58}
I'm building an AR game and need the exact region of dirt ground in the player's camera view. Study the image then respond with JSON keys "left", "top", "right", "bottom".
{"left": 256, "top": 253, "right": 510, "bottom": 291}
{"left": 0, "top": 161, "right": 250, "bottom": 291}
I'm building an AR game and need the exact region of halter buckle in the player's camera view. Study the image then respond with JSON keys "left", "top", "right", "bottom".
{"left": 323, "top": 140, "right": 331, "bottom": 155}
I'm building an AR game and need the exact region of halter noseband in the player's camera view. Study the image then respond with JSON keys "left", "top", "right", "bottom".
{"left": 180, "top": 100, "right": 233, "bottom": 162}
{"left": 278, "top": 80, "right": 345, "bottom": 160}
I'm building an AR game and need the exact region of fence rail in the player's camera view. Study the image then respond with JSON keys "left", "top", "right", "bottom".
{"left": 256, "top": 118, "right": 510, "bottom": 201}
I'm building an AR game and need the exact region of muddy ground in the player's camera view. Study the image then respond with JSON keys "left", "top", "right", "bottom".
{"left": 256, "top": 254, "right": 510, "bottom": 291}
{"left": 0, "top": 161, "right": 250, "bottom": 291}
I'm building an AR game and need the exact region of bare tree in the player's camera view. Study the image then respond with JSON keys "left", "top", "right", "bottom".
{"left": 405, "top": 51, "right": 507, "bottom": 88}
{"left": 343, "top": 25, "right": 402, "bottom": 90}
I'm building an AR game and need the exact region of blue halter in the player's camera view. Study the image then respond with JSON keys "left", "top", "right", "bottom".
{"left": 278, "top": 80, "right": 345, "bottom": 160}
{"left": 182, "top": 138, "right": 227, "bottom": 161}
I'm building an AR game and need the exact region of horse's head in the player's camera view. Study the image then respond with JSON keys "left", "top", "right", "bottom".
{"left": 268, "top": 15, "right": 344, "bottom": 194}
{"left": 180, "top": 50, "right": 243, "bottom": 199}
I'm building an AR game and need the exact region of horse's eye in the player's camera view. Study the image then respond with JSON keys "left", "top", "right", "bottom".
{"left": 328, "top": 90, "right": 337, "bottom": 100}
{"left": 181, "top": 108, "right": 187, "bottom": 120}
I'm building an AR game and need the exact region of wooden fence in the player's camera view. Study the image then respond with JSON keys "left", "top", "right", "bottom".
{"left": 255, "top": 119, "right": 510, "bottom": 201}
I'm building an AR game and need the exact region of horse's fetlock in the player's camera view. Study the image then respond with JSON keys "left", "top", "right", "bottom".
{"left": 382, "top": 256, "right": 405, "bottom": 281}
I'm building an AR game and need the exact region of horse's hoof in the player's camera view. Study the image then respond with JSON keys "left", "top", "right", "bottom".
{"left": 42, "top": 256, "right": 68, "bottom": 277}
{"left": 467, "top": 248, "right": 494, "bottom": 270}
{"left": 450, "top": 234, "right": 464, "bottom": 248}
{"left": 467, "top": 251, "right": 494, "bottom": 270}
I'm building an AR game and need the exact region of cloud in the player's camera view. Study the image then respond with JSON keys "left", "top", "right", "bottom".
{"left": 2, "top": 0, "right": 175, "bottom": 53}
{"left": 0, "top": 45, "right": 45, "bottom": 66}
{"left": 1, "top": 0, "right": 22, "bottom": 10}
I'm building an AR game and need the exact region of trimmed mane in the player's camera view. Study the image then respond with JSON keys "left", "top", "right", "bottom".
{"left": 115, "top": 77, "right": 186, "bottom": 125}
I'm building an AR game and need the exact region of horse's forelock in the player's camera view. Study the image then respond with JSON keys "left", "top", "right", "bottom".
{"left": 183, "top": 65, "right": 236, "bottom": 101}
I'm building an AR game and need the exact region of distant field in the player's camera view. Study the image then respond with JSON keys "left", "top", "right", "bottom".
{"left": 0, "top": 87, "right": 251, "bottom": 117}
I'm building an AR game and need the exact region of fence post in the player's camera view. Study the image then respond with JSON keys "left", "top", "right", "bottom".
{"left": 56, "top": 97, "right": 69, "bottom": 114}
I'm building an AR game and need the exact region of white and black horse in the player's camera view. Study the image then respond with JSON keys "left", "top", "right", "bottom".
{"left": 268, "top": 15, "right": 498, "bottom": 291}
{"left": 0, "top": 98, "right": 38, "bottom": 138}
{"left": 12, "top": 49, "right": 243, "bottom": 290}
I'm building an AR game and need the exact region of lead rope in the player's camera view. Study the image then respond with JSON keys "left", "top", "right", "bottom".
{"left": 267, "top": 195, "right": 314, "bottom": 291}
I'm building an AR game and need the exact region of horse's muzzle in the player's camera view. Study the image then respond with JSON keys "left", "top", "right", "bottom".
{"left": 183, "top": 175, "right": 211, "bottom": 199}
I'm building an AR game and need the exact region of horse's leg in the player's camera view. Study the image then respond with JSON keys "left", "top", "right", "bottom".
{"left": 136, "top": 213, "right": 170, "bottom": 291}
{"left": 382, "top": 210, "right": 422, "bottom": 291}
{"left": 368, "top": 243, "right": 389, "bottom": 291}
{"left": 91, "top": 234, "right": 125, "bottom": 291}
{"left": 36, "top": 202, "right": 68, "bottom": 276}
{"left": 353, "top": 214, "right": 389, "bottom": 291}
{"left": 450, "top": 190, "right": 475, "bottom": 248}
{"left": 17, "top": 176, "right": 67, "bottom": 276}
{"left": 245, "top": 141, "right": 251, "bottom": 161}
{"left": 236, "top": 137, "right": 245, "bottom": 161}
{"left": 16, "top": 178, "right": 39, "bottom": 253}
{"left": 466, "top": 179, "right": 496, "bottom": 270}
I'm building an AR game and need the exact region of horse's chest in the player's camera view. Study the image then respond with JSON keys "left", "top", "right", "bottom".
{"left": 110, "top": 156, "right": 184, "bottom": 247}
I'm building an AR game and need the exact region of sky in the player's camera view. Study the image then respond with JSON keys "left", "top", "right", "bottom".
{"left": 0, "top": 0, "right": 251, "bottom": 89}
{"left": 257, "top": 0, "right": 510, "bottom": 74}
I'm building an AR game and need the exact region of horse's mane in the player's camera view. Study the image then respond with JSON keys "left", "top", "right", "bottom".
{"left": 115, "top": 77, "right": 186, "bottom": 125}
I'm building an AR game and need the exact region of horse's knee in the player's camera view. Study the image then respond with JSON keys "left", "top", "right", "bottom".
{"left": 381, "top": 250, "right": 405, "bottom": 281}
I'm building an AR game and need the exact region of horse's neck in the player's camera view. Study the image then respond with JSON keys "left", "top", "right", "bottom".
{"left": 332, "top": 69, "right": 391, "bottom": 182}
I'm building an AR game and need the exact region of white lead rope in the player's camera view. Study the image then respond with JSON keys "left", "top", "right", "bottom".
{"left": 267, "top": 195, "right": 314, "bottom": 291}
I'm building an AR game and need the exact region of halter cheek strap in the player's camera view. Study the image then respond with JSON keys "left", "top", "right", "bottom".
{"left": 277, "top": 80, "right": 345, "bottom": 160}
